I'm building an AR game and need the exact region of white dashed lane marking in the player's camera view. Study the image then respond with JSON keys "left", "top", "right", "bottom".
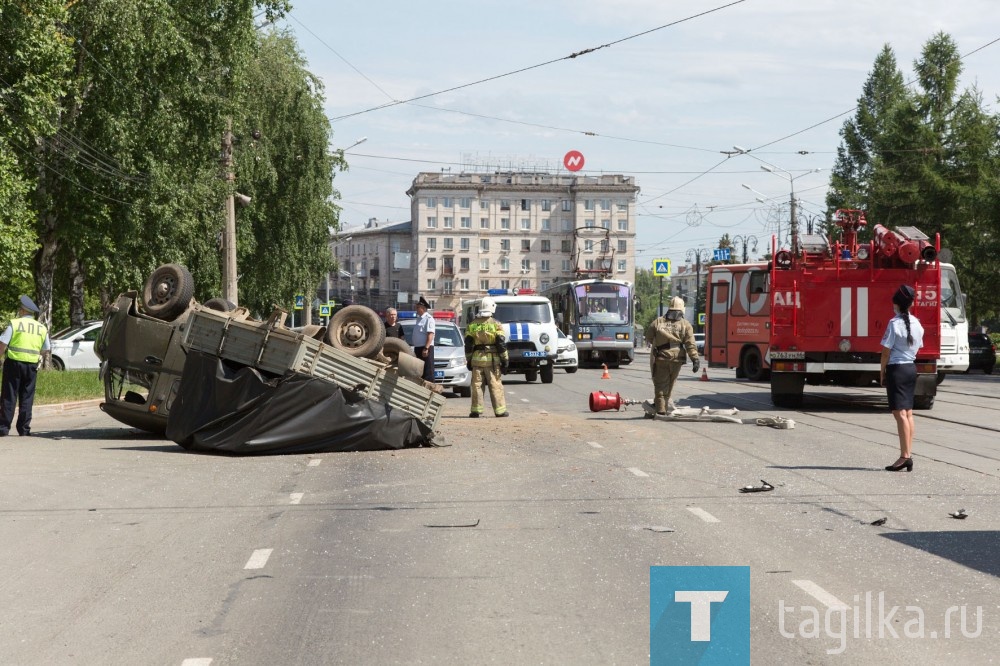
{"left": 289, "top": 493, "right": 304, "bottom": 505}
{"left": 181, "top": 659, "right": 212, "bottom": 666}
{"left": 687, "top": 507, "right": 720, "bottom": 523}
{"left": 792, "top": 580, "right": 849, "bottom": 609}
{"left": 627, "top": 467, "right": 649, "bottom": 478}
{"left": 520, "top": 398, "right": 530, "bottom": 403}
{"left": 244, "top": 548, "right": 274, "bottom": 570}
{"left": 308, "top": 459, "right": 321, "bottom": 467}
{"left": 587, "top": 441, "right": 603, "bottom": 449}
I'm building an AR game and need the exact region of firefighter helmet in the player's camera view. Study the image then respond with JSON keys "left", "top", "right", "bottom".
{"left": 669, "top": 296, "right": 685, "bottom": 311}
{"left": 479, "top": 297, "right": 497, "bottom": 317}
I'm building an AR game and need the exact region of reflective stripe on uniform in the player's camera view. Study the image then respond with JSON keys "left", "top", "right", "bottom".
{"left": 6, "top": 317, "right": 47, "bottom": 363}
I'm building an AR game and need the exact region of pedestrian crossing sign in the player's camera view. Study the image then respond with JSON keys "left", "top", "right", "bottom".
{"left": 294, "top": 294, "right": 304, "bottom": 310}
{"left": 319, "top": 304, "right": 331, "bottom": 317}
{"left": 653, "top": 259, "right": 672, "bottom": 276}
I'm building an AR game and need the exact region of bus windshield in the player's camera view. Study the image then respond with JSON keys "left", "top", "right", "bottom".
{"left": 575, "top": 283, "right": 631, "bottom": 325}
{"left": 940, "top": 265, "right": 966, "bottom": 323}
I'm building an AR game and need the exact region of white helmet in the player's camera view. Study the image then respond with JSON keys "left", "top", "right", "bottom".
{"left": 478, "top": 297, "right": 497, "bottom": 317}
{"left": 669, "top": 296, "right": 685, "bottom": 311}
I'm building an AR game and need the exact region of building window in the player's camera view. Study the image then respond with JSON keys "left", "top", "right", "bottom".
{"left": 443, "top": 197, "right": 453, "bottom": 208}
{"left": 600, "top": 199, "right": 610, "bottom": 211}
{"left": 443, "top": 216, "right": 454, "bottom": 229}
{"left": 562, "top": 200, "right": 572, "bottom": 212}
{"left": 459, "top": 279, "right": 470, "bottom": 291}
{"left": 601, "top": 219, "right": 610, "bottom": 229}
{"left": 460, "top": 258, "right": 470, "bottom": 271}
{"left": 562, "top": 219, "right": 573, "bottom": 232}
{"left": 585, "top": 240, "right": 594, "bottom": 252}
{"left": 540, "top": 280, "right": 550, "bottom": 291}
{"left": 460, "top": 216, "right": 471, "bottom": 228}
{"left": 443, "top": 280, "right": 453, "bottom": 294}
{"left": 500, "top": 217, "right": 510, "bottom": 230}
{"left": 541, "top": 199, "right": 551, "bottom": 212}
{"left": 427, "top": 278, "right": 437, "bottom": 290}
{"left": 500, "top": 199, "right": 510, "bottom": 211}
{"left": 617, "top": 219, "right": 628, "bottom": 231}
{"left": 443, "top": 257, "right": 454, "bottom": 274}
{"left": 427, "top": 257, "right": 437, "bottom": 270}
{"left": 480, "top": 279, "right": 490, "bottom": 290}
{"left": 501, "top": 279, "right": 510, "bottom": 290}
{"left": 426, "top": 197, "right": 436, "bottom": 208}
{"left": 540, "top": 259, "right": 551, "bottom": 272}
{"left": 561, "top": 239, "right": 572, "bottom": 252}
{"left": 500, "top": 258, "right": 510, "bottom": 272}
{"left": 519, "top": 279, "right": 530, "bottom": 290}
{"left": 480, "top": 199, "right": 490, "bottom": 210}
{"left": 480, "top": 238, "right": 490, "bottom": 252}
{"left": 521, "top": 239, "right": 531, "bottom": 252}
{"left": 460, "top": 197, "right": 471, "bottom": 208}
{"left": 519, "top": 218, "right": 530, "bottom": 231}
{"left": 601, "top": 239, "right": 609, "bottom": 252}
{"left": 616, "top": 199, "right": 628, "bottom": 211}
{"left": 460, "top": 237, "right": 470, "bottom": 251}
{"left": 542, "top": 218, "right": 550, "bottom": 231}
{"left": 391, "top": 280, "right": 400, "bottom": 290}
{"left": 426, "top": 238, "right": 437, "bottom": 250}
{"left": 585, "top": 259, "right": 595, "bottom": 270}
{"left": 427, "top": 216, "right": 437, "bottom": 228}
{"left": 480, "top": 258, "right": 489, "bottom": 271}
{"left": 541, "top": 240, "right": 551, "bottom": 253}
{"left": 584, "top": 199, "right": 594, "bottom": 211}
{"left": 501, "top": 239, "right": 511, "bottom": 252}
{"left": 520, "top": 199, "right": 530, "bottom": 211}
{"left": 585, "top": 219, "right": 595, "bottom": 228}
{"left": 618, "top": 239, "right": 627, "bottom": 252}
{"left": 443, "top": 237, "right": 454, "bottom": 250}
{"left": 521, "top": 258, "right": 531, "bottom": 271}
{"left": 617, "top": 259, "right": 627, "bottom": 272}
{"left": 562, "top": 259, "right": 573, "bottom": 272}
{"left": 480, "top": 217, "right": 490, "bottom": 229}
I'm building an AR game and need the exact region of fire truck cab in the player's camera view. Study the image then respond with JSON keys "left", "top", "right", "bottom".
{"left": 707, "top": 210, "right": 942, "bottom": 409}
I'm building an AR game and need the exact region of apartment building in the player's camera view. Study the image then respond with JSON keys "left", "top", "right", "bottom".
{"left": 330, "top": 171, "right": 639, "bottom": 313}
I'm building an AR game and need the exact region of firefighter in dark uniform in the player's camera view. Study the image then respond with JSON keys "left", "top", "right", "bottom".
{"left": 0, "top": 295, "right": 51, "bottom": 436}
{"left": 644, "top": 296, "right": 700, "bottom": 415}
{"left": 464, "top": 297, "right": 509, "bottom": 418}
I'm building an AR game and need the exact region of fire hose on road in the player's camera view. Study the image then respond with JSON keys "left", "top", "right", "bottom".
{"left": 588, "top": 391, "right": 795, "bottom": 428}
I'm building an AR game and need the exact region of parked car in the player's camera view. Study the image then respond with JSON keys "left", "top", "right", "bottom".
{"left": 400, "top": 320, "right": 472, "bottom": 397}
{"left": 50, "top": 320, "right": 104, "bottom": 370}
{"left": 554, "top": 329, "right": 578, "bottom": 373}
{"left": 694, "top": 333, "right": 705, "bottom": 356}
{"left": 967, "top": 332, "right": 996, "bottom": 374}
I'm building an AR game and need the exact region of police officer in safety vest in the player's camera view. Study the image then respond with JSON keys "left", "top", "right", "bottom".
{"left": 0, "top": 295, "right": 51, "bottom": 436}
{"left": 644, "top": 296, "right": 700, "bottom": 415}
{"left": 464, "top": 297, "right": 509, "bottom": 418}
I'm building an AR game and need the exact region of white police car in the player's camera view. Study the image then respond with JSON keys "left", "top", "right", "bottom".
{"left": 398, "top": 316, "right": 472, "bottom": 397}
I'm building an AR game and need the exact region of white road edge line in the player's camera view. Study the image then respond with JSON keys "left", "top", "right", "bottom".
{"left": 289, "top": 493, "right": 304, "bottom": 505}
{"left": 244, "top": 548, "right": 274, "bottom": 570}
{"left": 308, "top": 459, "right": 321, "bottom": 467}
{"left": 181, "top": 659, "right": 213, "bottom": 666}
{"left": 792, "top": 580, "right": 850, "bottom": 609}
{"left": 587, "top": 441, "right": 603, "bottom": 449}
{"left": 628, "top": 467, "right": 649, "bottom": 477}
{"left": 687, "top": 507, "right": 720, "bottom": 523}
{"left": 520, "top": 398, "right": 530, "bottom": 403}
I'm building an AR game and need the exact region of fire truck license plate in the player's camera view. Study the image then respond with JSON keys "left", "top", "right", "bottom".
{"left": 522, "top": 351, "right": 546, "bottom": 357}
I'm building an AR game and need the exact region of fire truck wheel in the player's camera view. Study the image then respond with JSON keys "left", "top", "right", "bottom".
{"left": 741, "top": 346, "right": 766, "bottom": 382}
{"left": 771, "top": 393, "right": 803, "bottom": 409}
{"left": 540, "top": 364, "right": 554, "bottom": 384}
{"left": 143, "top": 263, "right": 195, "bottom": 321}
{"left": 935, "top": 371, "right": 945, "bottom": 385}
{"left": 325, "top": 305, "right": 386, "bottom": 358}
{"left": 913, "top": 395, "right": 934, "bottom": 410}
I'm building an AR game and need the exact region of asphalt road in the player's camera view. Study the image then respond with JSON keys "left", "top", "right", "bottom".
{"left": 2, "top": 359, "right": 999, "bottom": 665}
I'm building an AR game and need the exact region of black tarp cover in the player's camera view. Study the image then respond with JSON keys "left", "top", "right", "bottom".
{"left": 166, "top": 351, "right": 434, "bottom": 454}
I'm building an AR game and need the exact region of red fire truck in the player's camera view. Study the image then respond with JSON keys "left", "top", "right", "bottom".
{"left": 706, "top": 210, "right": 941, "bottom": 409}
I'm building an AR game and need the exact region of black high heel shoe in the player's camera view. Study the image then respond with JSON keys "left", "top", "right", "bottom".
{"left": 885, "top": 457, "right": 913, "bottom": 472}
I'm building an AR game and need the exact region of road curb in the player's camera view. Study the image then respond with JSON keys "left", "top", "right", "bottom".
{"left": 34, "top": 398, "right": 103, "bottom": 414}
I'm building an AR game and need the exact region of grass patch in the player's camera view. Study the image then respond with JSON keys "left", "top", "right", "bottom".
{"left": 33, "top": 369, "right": 103, "bottom": 404}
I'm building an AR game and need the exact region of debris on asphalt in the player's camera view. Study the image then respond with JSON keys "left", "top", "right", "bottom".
{"left": 738, "top": 480, "right": 775, "bottom": 493}
{"left": 643, "top": 526, "right": 676, "bottom": 533}
{"left": 870, "top": 517, "right": 888, "bottom": 526}
{"left": 425, "top": 519, "right": 480, "bottom": 528}
{"left": 949, "top": 509, "right": 968, "bottom": 520}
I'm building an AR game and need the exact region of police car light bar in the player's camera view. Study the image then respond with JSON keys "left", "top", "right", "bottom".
{"left": 486, "top": 288, "right": 536, "bottom": 296}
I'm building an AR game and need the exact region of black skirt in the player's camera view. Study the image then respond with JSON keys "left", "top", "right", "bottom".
{"left": 885, "top": 363, "right": 917, "bottom": 411}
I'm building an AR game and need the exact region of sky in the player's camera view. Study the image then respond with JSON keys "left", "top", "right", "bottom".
{"left": 279, "top": 0, "right": 1000, "bottom": 271}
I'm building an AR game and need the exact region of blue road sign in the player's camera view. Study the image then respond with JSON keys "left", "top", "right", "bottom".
{"left": 319, "top": 304, "right": 331, "bottom": 317}
{"left": 653, "top": 259, "right": 672, "bottom": 277}
{"left": 294, "top": 294, "right": 305, "bottom": 310}
{"left": 713, "top": 248, "right": 731, "bottom": 261}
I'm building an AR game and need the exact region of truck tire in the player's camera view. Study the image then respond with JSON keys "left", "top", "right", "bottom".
{"left": 770, "top": 373, "right": 804, "bottom": 408}
{"left": 143, "top": 264, "right": 194, "bottom": 321}
{"left": 540, "top": 364, "right": 554, "bottom": 384}
{"left": 381, "top": 337, "right": 413, "bottom": 361}
{"left": 204, "top": 297, "right": 236, "bottom": 312}
{"left": 741, "top": 346, "right": 766, "bottom": 382}
{"left": 565, "top": 367, "right": 578, "bottom": 374}
{"left": 525, "top": 369, "right": 538, "bottom": 383}
{"left": 325, "top": 305, "right": 386, "bottom": 358}
{"left": 913, "top": 395, "right": 934, "bottom": 410}
{"left": 771, "top": 393, "right": 803, "bottom": 408}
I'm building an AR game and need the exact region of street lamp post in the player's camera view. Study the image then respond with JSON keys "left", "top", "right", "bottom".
{"left": 732, "top": 234, "right": 759, "bottom": 263}
{"left": 758, "top": 164, "right": 821, "bottom": 255}
{"left": 685, "top": 248, "right": 710, "bottom": 334}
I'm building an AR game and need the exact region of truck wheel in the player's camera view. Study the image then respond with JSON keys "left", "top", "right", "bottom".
{"left": 143, "top": 264, "right": 194, "bottom": 321}
{"left": 565, "top": 367, "right": 578, "bottom": 374}
{"left": 913, "top": 395, "right": 934, "bottom": 410}
{"left": 325, "top": 305, "right": 386, "bottom": 358}
{"left": 525, "top": 369, "right": 538, "bottom": 383}
{"left": 540, "top": 364, "right": 554, "bottom": 384}
{"left": 771, "top": 393, "right": 803, "bottom": 408}
{"left": 381, "top": 337, "right": 413, "bottom": 361}
{"left": 203, "top": 297, "right": 236, "bottom": 312}
{"left": 741, "top": 346, "right": 766, "bottom": 382}
{"left": 935, "top": 371, "right": 945, "bottom": 385}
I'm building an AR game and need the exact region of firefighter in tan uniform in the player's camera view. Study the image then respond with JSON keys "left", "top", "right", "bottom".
{"left": 464, "top": 297, "right": 509, "bottom": 418}
{"left": 644, "top": 296, "right": 700, "bottom": 415}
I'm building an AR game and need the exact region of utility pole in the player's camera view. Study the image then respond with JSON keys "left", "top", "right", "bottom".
{"left": 221, "top": 118, "right": 238, "bottom": 306}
